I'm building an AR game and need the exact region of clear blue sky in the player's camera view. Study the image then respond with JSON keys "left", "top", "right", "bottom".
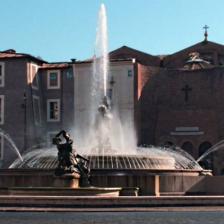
{"left": 0, "top": 0, "right": 223, "bottom": 62}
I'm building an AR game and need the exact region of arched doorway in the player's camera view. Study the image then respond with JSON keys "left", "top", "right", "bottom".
{"left": 198, "top": 141, "right": 213, "bottom": 170}
{"left": 182, "top": 141, "right": 194, "bottom": 157}
{"left": 199, "top": 142, "right": 212, "bottom": 156}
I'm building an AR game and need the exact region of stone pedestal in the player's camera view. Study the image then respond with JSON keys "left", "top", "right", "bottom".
{"left": 53, "top": 173, "right": 80, "bottom": 188}
{"left": 154, "top": 175, "right": 160, "bottom": 196}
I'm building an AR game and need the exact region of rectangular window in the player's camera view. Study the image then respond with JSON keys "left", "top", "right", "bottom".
{"left": 33, "top": 96, "right": 41, "bottom": 125}
{"left": 30, "top": 64, "right": 39, "bottom": 89}
{"left": 128, "top": 69, "right": 132, "bottom": 77}
{"left": 47, "top": 99, "right": 60, "bottom": 122}
{"left": 0, "top": 95, "right": 5, "bottom": 125}
{"left": 66, "top": 70, "right": 73, "bottom": 79}
{"left": 47, "top": 70, "right": 60, "bottom": 89}
{"left": 0, "top": 135, "right": 3, "bottom": 160}
{"left": 0, "top": 62, "right": 5, "bottom": 87}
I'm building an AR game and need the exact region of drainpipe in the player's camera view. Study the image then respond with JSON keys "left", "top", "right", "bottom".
{"left": 23, "top": 91, "right": 27, "bottom": 151}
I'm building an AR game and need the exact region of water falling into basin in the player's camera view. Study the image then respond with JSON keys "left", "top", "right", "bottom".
{"left": 10, "top": 144, "right": 202, "bottom": 170}
{"left": 197, "top": 140, "right": 224, "bottom": 163}
{"left": 0, "top": 128, "right": 23, "bottom": 162}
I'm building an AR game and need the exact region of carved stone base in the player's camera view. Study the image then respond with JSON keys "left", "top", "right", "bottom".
{"left": 53, "top": 173, "right": 80, "bottom": 188}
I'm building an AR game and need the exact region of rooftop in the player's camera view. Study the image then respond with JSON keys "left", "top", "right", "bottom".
{"left": 0, "top": 49, "right": 46, "bottom": 63}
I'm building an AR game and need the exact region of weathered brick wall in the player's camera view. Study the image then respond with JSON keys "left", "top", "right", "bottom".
{"left": 0, "top": 58, "right": 45, "bottom": 166}
{"left": 138, "top": 66, "right": 224, "bottom": 173}
{"left": 0, "top": 58, "right": 29, "bottom": 166}
{"left": 136, "top": 63, "right": 161, "bottom": 145}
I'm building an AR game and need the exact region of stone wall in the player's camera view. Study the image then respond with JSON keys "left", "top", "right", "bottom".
{"left": 1, "top": 169, "right": 224, "bottom": 196}
{"left": 160, "top": 175, "right": 224, "bottom": 195}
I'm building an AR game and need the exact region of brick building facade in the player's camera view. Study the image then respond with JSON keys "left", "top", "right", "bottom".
{"left": 1, "top": 38, "right": 224, "bottom": 174}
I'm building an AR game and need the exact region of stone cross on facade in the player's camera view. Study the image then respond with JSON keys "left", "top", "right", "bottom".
{"left": 181, "top": 84, "right": 192, "bottom": 102}
{"left": 203, "top": 25, "right": 209, "bottom": 41}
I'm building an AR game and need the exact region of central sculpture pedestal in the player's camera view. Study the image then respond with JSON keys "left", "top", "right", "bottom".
{"left": 53, "top": 173, "right": 80, "bottom": 188}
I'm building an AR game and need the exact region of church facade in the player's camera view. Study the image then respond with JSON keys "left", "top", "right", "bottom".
{"left": 138, "top": 39, "right": 224, "bottom": 174}
{"left": 0, "top": 35, "right": 224, "bottom": 174}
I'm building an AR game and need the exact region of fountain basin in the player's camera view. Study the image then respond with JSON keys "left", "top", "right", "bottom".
{"left": 7, "top": 151, "right": 208, "bottom": 196}
{"left": 10, "top": 153, "right": 201, "bottom": 170}
{"left": 0, "top": 186, "right": 122, "bottom": 197}
{"left": 0, "top": 168, "right": 213, "bottom": 197}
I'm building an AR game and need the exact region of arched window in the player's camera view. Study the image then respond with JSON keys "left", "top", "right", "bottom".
{"left": 182, "top": 141, "right": 194, "bottom": 156}
{"left": 163, "top": 141, "right": 174, "bottom": 147}
{"left": 199, "top": 141, "right": 213, "bottom": 170}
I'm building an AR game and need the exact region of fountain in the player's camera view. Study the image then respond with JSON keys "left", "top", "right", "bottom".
{"left": 7, "top": 4, "right": 209, "bottom": 198}
{"left": 2, "top": 4, "right": 224, "bottom": 212}
{"left": 10, "top": 4, "right": 203, "bottom": 172}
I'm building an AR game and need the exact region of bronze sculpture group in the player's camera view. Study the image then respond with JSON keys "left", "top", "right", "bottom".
{"left": 52, "top": 130, "right": 90, "bottom": 185}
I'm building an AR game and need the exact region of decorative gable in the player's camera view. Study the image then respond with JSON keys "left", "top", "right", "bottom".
{"left": 163, "top": 41, "right": 224, "bottom": 68}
